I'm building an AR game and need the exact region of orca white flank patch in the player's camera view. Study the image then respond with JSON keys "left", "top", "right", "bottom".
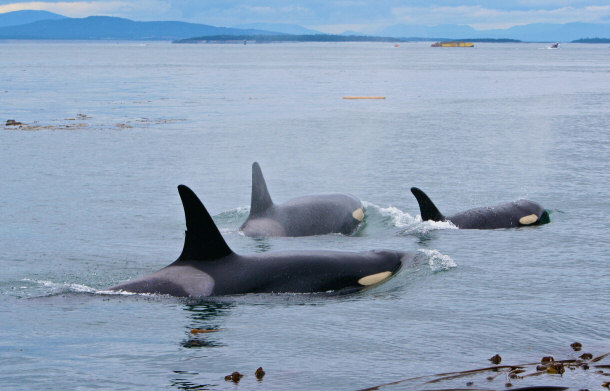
{"left": 358, "top": 271, "right": 392, "bottom": 286}
{"left": 352, "top": 208, "right": 364, "bottom": 221}
{"left": 519, "top": 214, "right": 538, "bottom": 225}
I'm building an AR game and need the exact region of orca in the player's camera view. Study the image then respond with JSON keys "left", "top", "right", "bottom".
{"left": 108, "top": 185, "right": 411, "bottom": 297}
{"left": 239, "top": 162, "right": 364, "bottom": 237}
{"left": 410, "top": 187, "right": 550, "bottom": 229}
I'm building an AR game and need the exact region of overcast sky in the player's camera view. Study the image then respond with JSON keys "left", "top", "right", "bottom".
{"left": 1, "top": 0, "right": 609, "bottom": 33}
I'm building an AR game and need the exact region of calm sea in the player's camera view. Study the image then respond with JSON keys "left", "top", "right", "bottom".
{"left": 1, "top": 41, "right": 609, "bottom": 390}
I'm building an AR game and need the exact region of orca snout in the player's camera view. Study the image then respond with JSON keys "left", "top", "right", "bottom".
{"left": 354, "top": 250, "right": 405, "bottom": 288}
{"left": 538, "top": 209, "right": 551, "bottom": 225}
{"left": 369, "top": 249, "right": 406, "bottom": 272}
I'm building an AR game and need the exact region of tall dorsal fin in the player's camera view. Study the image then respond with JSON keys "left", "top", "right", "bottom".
{"left": 249, "top": 162, "right": 273, "bottom": 216}
{"left": 177, "top": 185, "right": 233, "bottom": 261}
{"left": 410, "top": 187, "right": 446, "bottom": 222}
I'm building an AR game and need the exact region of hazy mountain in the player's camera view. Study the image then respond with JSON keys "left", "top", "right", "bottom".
{"left": 0, "top": 15, "right": 277, "bottom": 40}
{"left": 482, "top": 23, "right": 610, "bottom": 42}
{"left": 0, "top": 10, "right": 66, "bottom": 27}
{"left": 232, "top": 23, "right": 322, "bottom": 35}
{"left": 340, "top": 30, "right": 366, "bottom": 36}
{"left": 378, "top": 22, "right": 609, "bottom": 42}
{"left": 1, "top": 10, "right": 606, "bottom": 42}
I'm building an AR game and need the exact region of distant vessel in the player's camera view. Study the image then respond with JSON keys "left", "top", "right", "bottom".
{"left": 550, "top": 42, "right": 560, "bottom": 49}
{"left": 431, "top": 41, "right": 474, "bottom": 48}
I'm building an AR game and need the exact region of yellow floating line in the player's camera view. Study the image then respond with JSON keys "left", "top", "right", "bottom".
{"left": 343, "top": 96, "right": 386, "bottom": 100}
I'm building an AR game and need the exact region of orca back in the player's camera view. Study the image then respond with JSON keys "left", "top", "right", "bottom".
{"left": 448, "top": 199, "right": 549, "bottom": 229}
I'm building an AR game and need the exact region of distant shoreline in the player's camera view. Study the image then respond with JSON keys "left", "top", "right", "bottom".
{"left": 571, "top": 38, "right": 610, "bottom": 43}
{"left": 1, "top": 36, "right": 607, "bottom": 44}
{"left": 173, "top": 35, "right": 522, "bottom": 44}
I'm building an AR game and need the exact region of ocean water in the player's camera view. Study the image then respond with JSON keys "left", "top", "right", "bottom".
{"left": 1, "top": 41, "right": 609, "bottom": 390}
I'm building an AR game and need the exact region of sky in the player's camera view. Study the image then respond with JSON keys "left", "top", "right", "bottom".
{"left": 1, "top": 0, "right": 609, "bottom": 33}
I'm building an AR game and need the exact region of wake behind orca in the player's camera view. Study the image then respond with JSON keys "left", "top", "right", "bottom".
{"left": 108, "top": 185, "right": 412, "bottom": 297}
{"left": 410, "top": 187, "right": 550, "bottom": 229}
{"left": 239, "top": 162, "right": 364, "bottom": 237}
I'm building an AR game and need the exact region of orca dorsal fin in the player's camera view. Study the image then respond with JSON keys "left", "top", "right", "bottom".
{"left": 410, "top": 187, "right": 446, "bottom": 222}
{"left": 177, "top": 185, "right": 233, "bottom": 261}
{"left": 249, "top": 162, "right": 273, "bottom": 216}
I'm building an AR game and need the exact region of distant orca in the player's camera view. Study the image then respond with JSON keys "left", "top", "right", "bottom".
{"left": 410, "top": 187, "right": 550, "bottom": 229}
{"left": 108, "top": 185, "right": 411, "bottom": 297}
{"left": 239, "top": 162, "right": 364, "bottom": 237}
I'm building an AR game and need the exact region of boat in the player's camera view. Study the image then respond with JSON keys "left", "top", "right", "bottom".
{"left": 431, "top": 41, "right": 474, "bottom": 47}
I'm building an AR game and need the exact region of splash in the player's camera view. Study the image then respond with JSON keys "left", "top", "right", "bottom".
{"left": 416, "top": 249, "right": 457, "bottom": 272}
{"left": 21, "top": 278, "right": 165, "bottom": 297}
{"left": 214, "top": 206, "right": 250, "bottom": 233}
{"left": 96, "top": 289, "right": 156, "bottom": 297}
{"left": 406, "top": 216, "right": 457, "bottom": 234}
{"left": 363, "top": 201, "right": 456, "bottom": 234}
{"left": 22, "top": 278, "right": 98, "bottom": 294}
{"left": 376, "top": 204, "right": 417, "bottom": 228}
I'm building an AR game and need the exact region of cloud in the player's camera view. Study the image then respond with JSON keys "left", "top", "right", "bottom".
{"left": 0, "top": 1, "right": 173, "bottom": 19}
{"left": 391, "top": 4, "right": 610, "bottom": 29}
{"left": 0, "top": 1, "right": 120, "bottom": 16}
{"left": 310, "top": 22, "right": 377, "bottom": 34}
{"left": 1, "top": 1, "right": 608, "bottom": 30}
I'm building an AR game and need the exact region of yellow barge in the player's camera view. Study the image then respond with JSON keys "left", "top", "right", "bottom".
{"left": 431, "top": 41, "right": 474, "bottom": 47}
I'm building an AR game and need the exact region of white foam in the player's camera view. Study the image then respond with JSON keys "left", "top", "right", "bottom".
{"left": 22, "top": 278, "right": 97, "bottom": 293}
{"left": 215, "top": 205, "right": 250, "bottom": 216}
{"left": 96, "top": 289, "right": 155, "bottom": 296}
{"left": 215, "top": 206, "right": 250, "bottom": 233}
{"left": 412, "top": 215, "right": 458, "bottom": 233}
{"left": 363, "top": 201, "right": 457, "bottom": 233}
{"left": 380, "top": 205, "right": 416, "bottom": 228}
{"left": 417, "top": 249, "right": 458, "bottom": 272}
{"left": 22, "top": 278, "right": 166, "bottom": 297}
{"left": 363, "top": 201, "right": 417, "bottom": 228}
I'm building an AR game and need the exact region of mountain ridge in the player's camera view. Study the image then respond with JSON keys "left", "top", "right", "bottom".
{"left": 0, "top": 11, "right": 607, "bottom": 41}
{"left": 0, "top": 10, "right": 65, "bottom": 27}
{"left": 0, "top": 15, "right": 279, "bottom": 40}
{"left": 378, "top": 22, "right": 610, "bottom": 42}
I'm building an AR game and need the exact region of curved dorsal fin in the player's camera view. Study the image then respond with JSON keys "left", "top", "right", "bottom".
{"left": 249, "top": 162, "right": 273, "bottom": 216}
{"left": 177, "top": 185, "right": 233, "bottom": 261}
{"left": 410, "top": 187, "right": 446, "bottom": 222}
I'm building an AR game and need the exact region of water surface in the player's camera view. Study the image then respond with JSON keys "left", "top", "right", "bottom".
{"left": 1, "top": 41, "right": 609, "bottom": 390}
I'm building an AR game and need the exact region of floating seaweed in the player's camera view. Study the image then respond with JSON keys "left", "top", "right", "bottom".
{"left": 3, "top": 116, "right": 185, "bottom": 131}
{"left": 255, "top": 367, "right": 266, "bottom": 380}
{"left": 356, "top": 344, "right": 610, "bottom": 391}
{"left": 224, "top": 371, "right": 244, "bottom": 383}
{"left": 593, "top": 353, "right": 610, "bottom": 363}
{"left": 490, "top": 354, "right": 502, "bottom": 365}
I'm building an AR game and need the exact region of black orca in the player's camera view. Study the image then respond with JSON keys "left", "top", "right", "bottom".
{"left": 239, "top": 162, "right": 364, "bottom": 237}
{"left": 108, "top": 185, "right": 411, "bottom": 297}
{"left": 410, "top": 187, "right": 550, "bottom": 229}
